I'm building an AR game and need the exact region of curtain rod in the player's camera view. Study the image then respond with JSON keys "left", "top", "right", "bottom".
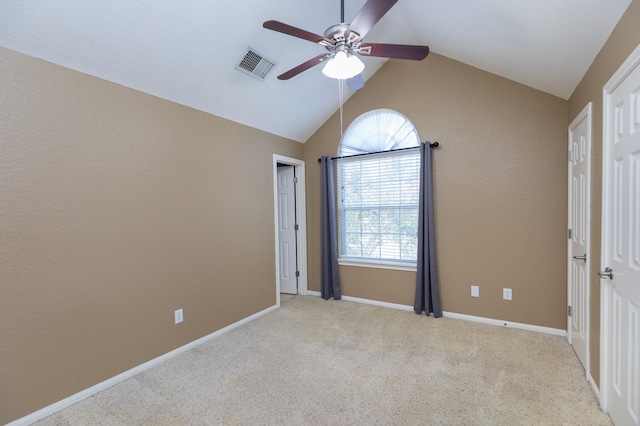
{"left": 317, "top": 141, "right": 439, "bottom": 163}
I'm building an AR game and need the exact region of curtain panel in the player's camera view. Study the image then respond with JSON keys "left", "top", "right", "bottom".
{"left": 414, "top": 143, "right": 442, "bottom": 317}
{"left": 320, "top": 156, "right": 341, "bottom": 300}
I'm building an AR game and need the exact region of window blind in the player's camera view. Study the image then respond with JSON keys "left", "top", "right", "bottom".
{"left": 337, "top": 148, "right": 420, "bottom": 263}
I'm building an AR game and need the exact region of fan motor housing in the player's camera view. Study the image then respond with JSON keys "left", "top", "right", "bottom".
{"left": 323, "top": 23, "right": 361, "bottom": 53}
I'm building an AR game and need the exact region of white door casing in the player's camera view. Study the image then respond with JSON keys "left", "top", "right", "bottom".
{"left": 272, "top": 154, "right": 308, "bottom": 305}
{"left": 568, "top": 102, "right": 592, "bottom": 375}
{"left": 601, "top": 43, "right": 640, "bottom": 426}
{"left": 277, "top": 165, "right": 298, "bottom": 294}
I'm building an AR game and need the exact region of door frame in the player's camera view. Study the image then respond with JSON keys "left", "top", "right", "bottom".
{"left": 600, "top": 41, "right": 640, "bottom": 413}
{"left": 272, "top": 154, "right": 308, "bottom": 306}
{"left": 567, "top": 102, "right": 592, "bottom": 379}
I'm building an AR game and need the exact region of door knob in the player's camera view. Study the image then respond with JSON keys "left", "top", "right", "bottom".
{"left": 573, "top": 254, "right": 587, "bottom": 262}
{"left": 598, "top": 267, "right": 613, "bottom": 280}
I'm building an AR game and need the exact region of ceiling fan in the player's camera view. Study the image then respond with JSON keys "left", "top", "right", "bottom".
{"left": 263, "top": 0, "right": 429, "bottom": 81}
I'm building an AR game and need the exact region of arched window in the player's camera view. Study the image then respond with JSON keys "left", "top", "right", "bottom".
{"left": 338, "top": 109, "right": 420, "bottom": 156}
{"left": 336, "top": 109, "right": 421, "bottom": 266}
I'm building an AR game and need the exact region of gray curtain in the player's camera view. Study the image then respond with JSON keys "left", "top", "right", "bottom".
{"left": 414, "top": 143, "right": 442, "bottom": 317}
{"left": 320, "top": 156, "right": 341, "bottom": 300}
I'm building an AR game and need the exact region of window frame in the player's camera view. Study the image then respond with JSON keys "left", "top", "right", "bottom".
{"left": 336, "top": 147, "right": 421, "bottom": 269}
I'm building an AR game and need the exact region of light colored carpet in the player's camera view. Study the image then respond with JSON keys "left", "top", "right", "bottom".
{"left": 36, "top": 296, "right": 611, "bottom": 425}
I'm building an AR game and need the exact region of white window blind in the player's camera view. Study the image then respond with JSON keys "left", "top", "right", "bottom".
{"left": 337, "top": 148, "right": 420, "bottom": 264}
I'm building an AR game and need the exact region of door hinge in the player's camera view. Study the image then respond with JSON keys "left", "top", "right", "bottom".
{"left": 295, "top": 270, "right": 300, "bottom": 277}
{"left": 568, "top": 150, "right": 573, "bottom": 162}
{"left": 294, "top": 224, "right": 299, "bottom": 231}
{"left": 568, "top": 229, "right": 572, "bottom": 239}
{"left": 568, "top": 306, "right": 572, "bottom": 317}
{"left": 293, "top": 176, "right": 298, "bottom": 184}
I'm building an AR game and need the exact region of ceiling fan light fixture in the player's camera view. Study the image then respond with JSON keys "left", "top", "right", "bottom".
{"left": 322, "top": 50, "right": 364, "bottom": 80}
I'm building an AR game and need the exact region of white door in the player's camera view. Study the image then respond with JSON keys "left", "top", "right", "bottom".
{"left": 602, "top": 47, "right": 640, "bottom": 426}
{"left": 568, "top": 103, "right": 591, "bottom": 373}
{"left": 277, "top": 166, "right": 298, "bottom": 294}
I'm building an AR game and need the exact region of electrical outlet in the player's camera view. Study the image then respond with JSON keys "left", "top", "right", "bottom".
{"left": 174, "top": 308, "right": 183, "bottom": 324}
{"left": 503, "top": 288, "right": 512, "bottom": 301}
{"left": 471, "top": 286, "right": 480, "bottom": 298}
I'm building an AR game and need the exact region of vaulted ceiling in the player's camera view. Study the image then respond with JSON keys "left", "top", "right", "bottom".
{"left": 0, "top": 0, "right": 632, "bottom": 142}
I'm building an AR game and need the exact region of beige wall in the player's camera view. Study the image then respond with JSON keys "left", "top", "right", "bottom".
{"left": 305, "top": 53, "right": 569, "bottom": 328}
{"left": 4, "top": 2, "right": 640, "bottom": 420}
{"left": 0, "top": 47, "right": 302, "bottom": 424}
{"left": 568, "top": 0, "right": 640, "bottom": 389}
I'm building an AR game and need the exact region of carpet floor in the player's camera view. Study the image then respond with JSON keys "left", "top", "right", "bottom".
{"left": 36, "top": 295, "right": 611, "bottom": 425}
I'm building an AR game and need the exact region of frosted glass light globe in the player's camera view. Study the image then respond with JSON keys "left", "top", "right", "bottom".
{"left": 322, "top": 51, "right": 365, "bottom": 80}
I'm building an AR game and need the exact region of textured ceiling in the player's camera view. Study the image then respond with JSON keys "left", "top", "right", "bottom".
{"left": 0, "top": 0, "right": 632, "bottom": 142}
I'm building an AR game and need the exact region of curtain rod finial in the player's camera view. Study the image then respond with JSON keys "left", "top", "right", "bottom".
{"left": 429, "top": 141, "right": 439, "bottom": 148}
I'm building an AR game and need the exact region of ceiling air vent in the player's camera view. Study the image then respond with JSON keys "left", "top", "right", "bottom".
{"left": 236, "top": 48, "right": 276, "bottom": 81}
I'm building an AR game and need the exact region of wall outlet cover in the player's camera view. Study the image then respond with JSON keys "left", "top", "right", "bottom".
{"left": 503, "top": 288, "right": 512, "bottom": 300}
{"left": 471, "top": 286, "right": 480, "bottom": 297}
{"left": 174, "top": 308, "right": 184, "bottom": 324}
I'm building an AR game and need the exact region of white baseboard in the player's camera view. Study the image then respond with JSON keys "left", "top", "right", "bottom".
{"left": 588, "top": 372, "right": 601, "bottom": 405}
{"left": 7, "top": 304, "right": 279, "bottom": 426}
{"left": 338, "top": 293, "right": 414, "bottom": 312}
{"left": 442, "top": 311, "right": 566, "bottom": 336}
{"left": 308, "top": 291, "right": 566, "bottom": 336}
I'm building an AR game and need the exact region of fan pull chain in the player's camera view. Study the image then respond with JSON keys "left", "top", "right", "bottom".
{"left": 338, "top": 79, "right": 344, "bottom": 140}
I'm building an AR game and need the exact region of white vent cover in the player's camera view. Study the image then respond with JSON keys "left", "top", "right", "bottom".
{"left": 236, "top": 48, "right": 276, "bottom": 81}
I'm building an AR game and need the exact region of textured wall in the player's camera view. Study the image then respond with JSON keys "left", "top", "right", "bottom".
{"left": 568, "top": 0, "right": 640, "bottom": 388}
{"left": 304, "top": 52, "right": 568, "bottom": 328}
{"left": 0, "top": 47, "right": 302, "bottom": 424}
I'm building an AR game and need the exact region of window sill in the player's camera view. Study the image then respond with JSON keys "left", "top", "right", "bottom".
{"left": 338, "top": 259, "right": 417, "bottom": 272}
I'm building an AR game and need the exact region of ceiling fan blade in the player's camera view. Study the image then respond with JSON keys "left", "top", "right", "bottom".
{"left": 358, "top": 43, "right": 429, "bottom": 60}
{"left": 263, "top": 20, "right": 330, "bottom": 45}
{"left": 277, "top": 54, "right": 331, "bottom": 80}
{"left": 346, "top": 0, "right": 398, "bottom": 41}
